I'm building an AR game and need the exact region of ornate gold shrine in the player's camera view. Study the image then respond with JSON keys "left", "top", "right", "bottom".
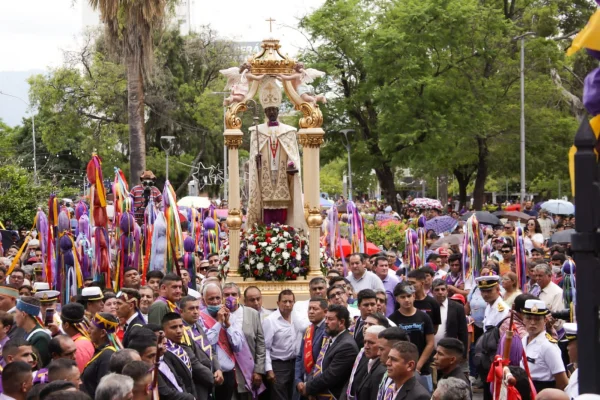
{"left": 222, "top": 37, "right": 326, "bottom": 308}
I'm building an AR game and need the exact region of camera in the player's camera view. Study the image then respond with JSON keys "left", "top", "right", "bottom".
{"left": 551, "top": 309, "right": 571, "bottom": 321}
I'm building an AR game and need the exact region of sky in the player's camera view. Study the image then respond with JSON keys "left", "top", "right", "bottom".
{"left": 0, "top": 0, "right": 325, "bottom": 125}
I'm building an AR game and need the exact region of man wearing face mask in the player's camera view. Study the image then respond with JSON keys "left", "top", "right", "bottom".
{"left": 201, "top": 283, "right": 265, "bottom": 400}
{"left": 222, "top": 282, "right": 266, "bottom": 400}
{"left": 131, "top": 170, "right": 162, "bottom": 224}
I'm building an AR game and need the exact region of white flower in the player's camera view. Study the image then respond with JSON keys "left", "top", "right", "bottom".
{"left": 248, "top": 245, "right": 256, "bottom": 252}
{"left": 296, "top": 253, "right": 301, "bottom": 261}
{"left": 257, "top": 262, "right": 264, "bottom": 270}
{"left": 259, "top": 242, "right": 268, "bottom": 247}
{"left": 273, "top": 228, "right": 279, "bottom": 233}
{"left": 270, "top": 237, "right": 278, "bottom": 244}
{"left": 278, "top": 242, "right": 286, "bottom": 249}
{"left": 283, "top": 231, "right": 290, "bottom": 238}
{"left": 269, "top": 265, "right": 276, "bottom": 272}
{"left": 293, "top": 267, "right": 299, "bottom": 273}
{"left": 282, "top": 251, "right": 290, "bottom": 260}
{"left": 267, "top": 246, "right": 273, "bottom": 252}
{"left": 245, "top": 265, "right": 250, "bottom": 270}
{"left": 249, "top": 258, "right": 255, "bottom": 264}
{"left": 271, "top": 251, "right": 278, "bottom": 258}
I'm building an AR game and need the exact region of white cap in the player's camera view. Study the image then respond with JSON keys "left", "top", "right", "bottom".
{"left": 188, "top": 288, "right": 201, "bottom": 300}
{"left": 81, "top": 287, "right": 104, "bottom": 301}
{"left": 33, "top": 282, "right": 50, "bottom": 292}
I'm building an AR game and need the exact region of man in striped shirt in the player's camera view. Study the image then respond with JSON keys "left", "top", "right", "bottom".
{"left": 131, "top": 170, "right": 162, "bottom": 224}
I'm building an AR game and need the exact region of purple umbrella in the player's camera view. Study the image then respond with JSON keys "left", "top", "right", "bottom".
{"left": 425, "top": 216, "right": 458, "bottom": 234}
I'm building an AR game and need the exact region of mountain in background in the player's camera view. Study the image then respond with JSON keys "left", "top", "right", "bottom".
{"left": 0, "top": 70, "right": 44, "bottom": 127}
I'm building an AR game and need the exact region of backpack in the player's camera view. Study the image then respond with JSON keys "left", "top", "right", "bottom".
{"left": 473, "top": 316, "right": 510, "bottom": 372}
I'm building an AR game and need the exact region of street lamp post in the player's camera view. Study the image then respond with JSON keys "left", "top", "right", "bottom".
{"left": 513, "top": 32, "right": 536, "bottom": 206}
{"left": 160, "top": 136, "right": 176, "bottom": 181}
{"left": 0, "top": 91, "right": 38, "bottom": 184}
{"left": 340, "top": 129, "right": 354, "bottom": 201}
{"left": 212, "top": 91, "right": 230, "bottom": 201}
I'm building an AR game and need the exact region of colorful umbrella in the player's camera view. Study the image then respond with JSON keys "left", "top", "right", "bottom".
{"left": 504, "top": 204, "right": 521, "bottom": 211}
{"left": 336, "top": 239, "right": 381, "bottom": 257}
{"left": 409, "top": 198, "right": 443, "bottom": 210}
{"left": 430, "top": 233, "right": 464, "bottom": 250}
{"left": 425, "top": 216, "right": 458, "bottom": 234}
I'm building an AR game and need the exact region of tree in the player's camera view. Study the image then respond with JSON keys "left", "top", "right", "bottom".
{"left": 89, "top": 0, "right": 169, "bottom": 187}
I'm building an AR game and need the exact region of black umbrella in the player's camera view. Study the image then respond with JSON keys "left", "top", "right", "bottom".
{"left": 460, "top": 211, "right": 501, "bottom": 226}
{"left": 550, "top": 229, "right": 574, "bottom": 244}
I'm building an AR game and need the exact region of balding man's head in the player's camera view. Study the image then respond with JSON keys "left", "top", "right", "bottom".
{"left": 536, "top": 389, "right": 569, "bottom": 400}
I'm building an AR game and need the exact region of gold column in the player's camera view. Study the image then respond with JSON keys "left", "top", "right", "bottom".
{"left": 224, "top": 129, "right": 243, "bottom": 271}
{"left": 298, "top": 128, "right": 325, "bottom": 275}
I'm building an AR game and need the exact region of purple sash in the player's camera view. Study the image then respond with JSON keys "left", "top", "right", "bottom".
{"left": 165, "top": 339, "right": 191, "bottom": 373}
{"left": 234, "top": 332, "right": 266, "bottom": 398}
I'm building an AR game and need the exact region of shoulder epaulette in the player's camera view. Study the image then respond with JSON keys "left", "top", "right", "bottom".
{"left": 546, "top": 332, "right": 558, "bottom": 343}
{"left": 498, "top": 303, "right": 505, "bottom": 312}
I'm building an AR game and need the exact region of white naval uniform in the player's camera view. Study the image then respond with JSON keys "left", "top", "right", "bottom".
{"left": 564, "top": 368, "right": 578, "bottom": 398}
{"left": 483, "top": 296, "right": 509, "bottom": 332}
{"left": 520, "top": 330, "right": 565, "bottom": 381}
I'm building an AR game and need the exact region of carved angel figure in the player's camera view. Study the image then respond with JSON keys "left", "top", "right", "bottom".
{"left": 278, "top": 62, "right": 327, "bottom": 104}
{"left": 219, "top": 63, "right": 264, "bottom": 106}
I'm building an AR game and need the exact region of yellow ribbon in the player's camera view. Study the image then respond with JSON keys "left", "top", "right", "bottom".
{"left": 569, "top": 115, "right": 600, "bottom": 196}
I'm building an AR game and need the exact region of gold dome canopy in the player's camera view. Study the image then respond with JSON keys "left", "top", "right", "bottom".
{"left": 249, "top": 38, "right": 295, "bottom": 75}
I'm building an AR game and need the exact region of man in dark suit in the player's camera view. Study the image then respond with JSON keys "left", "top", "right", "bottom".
{"left": 355, "top": 325, "right": 387, "bottom": 400}
{"left": 433, "top": 338, "right": 471, "bottom": 392}
{"left": 161, "top": 312, "right": 215, "bottom": 400}
{"left": 432, "top": 279, "right": 468, "bottom": 356}
{"left": 383, "top": 341, "right": 430, "bottom": 400}
{"left": 352, "top": 289, "right": 378, "bottom": 349}
{"left": 294, "top": 298, "right": 327, "bottom": 398}
{"left": 116, "top": 288, "right": 145, "bottom": 348}
{"left": 298, "top": 304, "right": 359, "bottom": 400}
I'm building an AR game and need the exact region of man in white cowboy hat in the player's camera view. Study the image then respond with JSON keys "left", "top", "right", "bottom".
{"left": 131, "top": 170, "right": 162, "bottom": 224}
{"left": 520, "top": 299, "right": 568, "bottom": 393}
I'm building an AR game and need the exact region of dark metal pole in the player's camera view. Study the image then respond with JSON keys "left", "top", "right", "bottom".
{"left": 571, "top": 118, "right": 600, "bottom": 394}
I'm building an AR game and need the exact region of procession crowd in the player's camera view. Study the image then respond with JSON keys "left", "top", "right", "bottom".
{"left": 0, "top": 198, "right": 584, "bottom": 400}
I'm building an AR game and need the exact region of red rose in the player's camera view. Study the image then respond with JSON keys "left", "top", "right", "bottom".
{"left": 291, "top": 251, "right": 297, "bottom": 257}
{"left": 301, "top": 260, "right": 306, "bottom": 266}
{"left": 287, "top": 243, "right": 293, "bottom": 249}
{"left": 256, "top": 248, "right": 262, "bottom": 255}
{"left": 279, "top": 259, "right": 283, "bottom": 265}
{"left": 253, "top": 269, "right": 259, "bottom": 276}
{"left": 266, "top": 233, "right": 272, "bottom": 238}
{"left": 254, "top": 241, "right": 258, "bottom": 246}
{"left": 264, "top": 256, "right": 271, "bottom": 262}
{"left": 276, "top": 269, "right": 283, "bottom": 275}
{"left": 285, "top": 270, "right": 292, "bottom": 277}
{"left": 291, "top": 274, "right": 297, "bottom": 280}
{"left": 276, "top": 247, "right": 282, "bottom": 253}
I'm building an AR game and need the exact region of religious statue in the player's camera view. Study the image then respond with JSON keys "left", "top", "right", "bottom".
{"left": 220, "top": 63, "right": 265, "bottom": 106}
{"left": 247, "top": 77, "right": 306, "bottom": 230}
{"left": 278, "top": 62, "right": 326, "bottom": 105}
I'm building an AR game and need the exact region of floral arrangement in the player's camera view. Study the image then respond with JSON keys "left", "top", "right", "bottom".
{"left": 219, "top": 223, "right": 311, "bottom": 281}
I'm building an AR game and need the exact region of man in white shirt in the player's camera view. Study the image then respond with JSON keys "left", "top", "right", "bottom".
{"left": 292, "top": 277, "right": 328, "bottom": 330}
{"left": 476, "top": 276, "right": 509, "bottom": 332}
{"left": 263, "top": 290, "right": 301, "bottom": 400}
{"left": 243, "top": 286, "right": 272, "bottom": 322}
{"left": 346, "top": 253, "right": 385, "bottom": 293}
{"left": 533, "top": 264, "right": 564, "bottom": 331}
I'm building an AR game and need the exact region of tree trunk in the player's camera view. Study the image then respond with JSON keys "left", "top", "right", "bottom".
{"left": 127, "top": 58, "right": 146, "bottom": 188}
{"left": 374, "top": 165, "right": 399, "bottom": 211}
{"left": 453, "top": 165, "right": 475, "bottom": 210}
{"left": 439, "top": 172, "right": 448, "bottom": 210}
{"left": 472, "top": 137, "right": 489, "bottom": 210}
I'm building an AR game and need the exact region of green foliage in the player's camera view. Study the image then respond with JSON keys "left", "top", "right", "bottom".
{"left": 303, "top": 0, "right": 589, "bottom": 208}
{"left": 0, "top": 166, "right": 75, "bottom": 227}
{"left": 364, "top": 222, "right": 408, "bottom": 252}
